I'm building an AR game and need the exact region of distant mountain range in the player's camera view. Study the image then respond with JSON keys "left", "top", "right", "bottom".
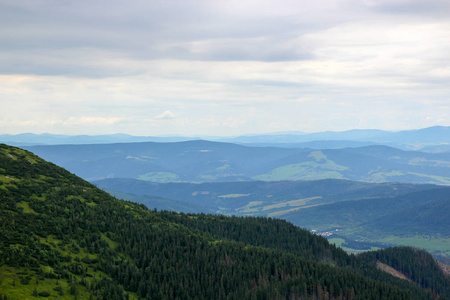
{"left": 2, "top": 126, "right": 450, "bottom": 151}
{"left": 22, "top": 140, "right": 450, "bottom": 185}
{"left": 0, "top": 132, "right": 191, "bottom": 146}
{"left": 224, "top": 126, "right": 450, "bottom": 147}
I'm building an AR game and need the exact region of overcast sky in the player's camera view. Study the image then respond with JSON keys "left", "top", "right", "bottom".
{"left": 1, "top": 0, "right": 449, "bottom": 136}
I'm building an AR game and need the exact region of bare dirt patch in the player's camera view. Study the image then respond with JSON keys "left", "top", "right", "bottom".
{"left": 376, "top": 261, "right": 412, "bottom": 282}
{"left": 438, "top": 261, "right": 450, "bottom": 277}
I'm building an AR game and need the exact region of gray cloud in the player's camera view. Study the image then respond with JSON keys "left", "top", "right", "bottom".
{"left": 0, "top": 0, "right": 449, "bottom": 135}
{"left": 0, "top": 0, "right": 339, "bottom": 75}
{"left": 365, "top": 0, "right": 450, "bottom": 17}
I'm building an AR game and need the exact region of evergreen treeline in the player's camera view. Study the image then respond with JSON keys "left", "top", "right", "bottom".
{"left": 0, "top": 144, "right": 448, "bottom": 299}
{"left": 156, "top": 211, "right": 450, "bottom": 297}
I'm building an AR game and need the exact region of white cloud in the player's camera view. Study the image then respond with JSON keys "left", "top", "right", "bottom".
{"left": 156, "top": 110, "right": 176, "bottom": 120}
{"left": 64, "top": 116, "right": 122, "bottom": 125}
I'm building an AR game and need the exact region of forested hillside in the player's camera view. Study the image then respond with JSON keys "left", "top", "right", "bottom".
{"left": 359, "top": 247, "right": 450, "bottom": 296}
{"left": 95, "top": 177, "right": 449, "bottom": 258}
{"left": 1, "top": 143, "right": 449, "bottom": 299}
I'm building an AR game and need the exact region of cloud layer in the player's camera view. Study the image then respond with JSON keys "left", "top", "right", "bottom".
{"left": 1, "top": 0, "right": 449, "bottom": 135}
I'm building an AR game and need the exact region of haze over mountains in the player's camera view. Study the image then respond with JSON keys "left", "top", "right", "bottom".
{"left": 23, "top": 140, "right": 450, "bottom": 185}
{"left": 3, "top": 126, "right": 450, "bottom": 152}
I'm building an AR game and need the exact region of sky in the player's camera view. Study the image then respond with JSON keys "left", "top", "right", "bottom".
{"left": 1, "top": 0, "right": 449, "bottom": 136}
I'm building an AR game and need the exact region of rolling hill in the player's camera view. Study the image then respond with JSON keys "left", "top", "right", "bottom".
{"left": 93, "top": 178, "right": 435, "bottom": 215}
{"left": 23, "top": 140, "right": 450, "bottom": 184}
{"left": 1, "top": 143, "right": 449, "bottom": 299}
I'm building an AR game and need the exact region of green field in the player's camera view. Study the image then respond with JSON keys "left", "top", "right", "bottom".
{"left": 218, "top": 193, "right": 251, "bottom": 198}
{"left": 330, "top": 232, "right": 450, "bottom": 259}
{"left": 377, "top": 235, "right": 450, "bottom": 256}
{"left": 138, "top": 172, "right": 179, "bottom": 182}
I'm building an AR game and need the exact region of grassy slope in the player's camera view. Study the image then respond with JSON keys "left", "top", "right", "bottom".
{"left": 0, "top": 144, "right": 139, "bottom": 299}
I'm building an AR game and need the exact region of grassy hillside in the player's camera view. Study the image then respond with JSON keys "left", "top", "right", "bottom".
{"left": 1, "top": 143, "right": 448, "bottom": 299}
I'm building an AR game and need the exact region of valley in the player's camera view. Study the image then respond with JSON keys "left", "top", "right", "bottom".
{"left": 95, "top": 178, "right": 450, "bottom": 260}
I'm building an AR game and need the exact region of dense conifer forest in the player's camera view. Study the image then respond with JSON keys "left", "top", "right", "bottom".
{"left": 0, "top": 143, "right": 449, "bottom": 299}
